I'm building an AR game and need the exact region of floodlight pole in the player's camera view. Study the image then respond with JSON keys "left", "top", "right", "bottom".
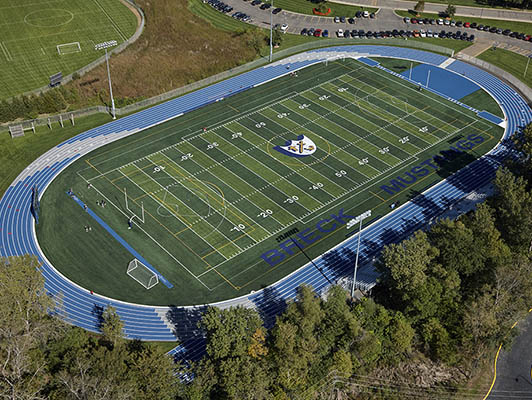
{"left": 524, "top": 55, "right": 531, "bottom": 78}
{"left": 95, "top": 40, "right": 118, "bottom": 119}
{"left": 426, "top": 69, "right": 431, "bottom": 88}
{"left": 347, "top": 210, "right": 371, "bottom": 298}
{"left": 269, "top": 0, "right": 274, "bottom": 62}
{"left": 409, "top": 61, "right": 413, "bottom": 81}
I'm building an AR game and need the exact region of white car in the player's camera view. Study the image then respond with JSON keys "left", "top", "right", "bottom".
{"left": 337, "top": 28, "right": 344, "bottom": 37}
{"left": 363, "top": 11, "right": 369, "bottom": 17}
{"left": 437, "top": 18, "right": 444, "bottom": 25}
{"left": 280, "top": 23, "right": 288, "bottom": 33}
{"left": 420, "top": 29, "right": 426, "bottom": 37}
{"left": 334, "top": 16, "right": 340, "bottom": 23}
{"left": 427, "top": 29, "right": 433, "bottom": 37}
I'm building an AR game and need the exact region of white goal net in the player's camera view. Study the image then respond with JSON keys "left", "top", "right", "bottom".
{"left": 57, "top": 42, "right": 81, "bottom": 55}
{"left": 127, "top": 259, "right": 159, "bottom": 289}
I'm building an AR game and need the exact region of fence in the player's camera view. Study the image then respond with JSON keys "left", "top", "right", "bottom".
{"left": 456, "top": 53, "right": 532, "bottom": 104}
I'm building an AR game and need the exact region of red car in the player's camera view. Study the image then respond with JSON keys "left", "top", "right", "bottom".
{"left": 464, "top": 22, "right": 470, "bottom": 28}
{"left": 314, "top": 28, "right": 322, "bottom": 37}
{"left": 525, "top": 35, "right": 532, "bottom": 41}
{"left": 411, "top": 18, "right": 417, "bottom": 24}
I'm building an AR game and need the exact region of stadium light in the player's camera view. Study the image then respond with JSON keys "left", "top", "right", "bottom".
{"left": 269, "top": 0, "right": 274, "bottom": 62}
{"left": 347, "top": 210, "right": 371, "bottom": 298}
{"left": 95, "top": 40, "right": 118, "bottom": 119}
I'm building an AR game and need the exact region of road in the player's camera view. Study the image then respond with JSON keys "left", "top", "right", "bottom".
{"left": 487, "top": 311, "right": 532, "bottom": 399}
{"left": 222, "top": 2, "right": 531, "bottom": 54}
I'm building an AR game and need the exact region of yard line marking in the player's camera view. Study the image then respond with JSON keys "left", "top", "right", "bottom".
{"left": 0, "top": 42, "right": 12, "bottom": 61}
{"left": 91, "top": 0, "right": 127, "bottom": 41}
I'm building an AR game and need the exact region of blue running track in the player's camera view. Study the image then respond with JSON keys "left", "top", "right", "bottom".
{"left": 1, "top": 47, "right": 530, "bottom": 360}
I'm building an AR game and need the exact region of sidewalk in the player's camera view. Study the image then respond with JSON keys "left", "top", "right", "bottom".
{"left": 334, "top": 0, "right": 532, "bottom": 23}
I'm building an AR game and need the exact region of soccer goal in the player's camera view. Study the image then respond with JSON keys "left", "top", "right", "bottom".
{"left": 124, "top": 188, "right": 145, "bottom": 223}
{"left": 57, "top": 42, "right": 81, "bottom": 55}
{"left": 127, "top": 259, "right": 159, "bottom": 289}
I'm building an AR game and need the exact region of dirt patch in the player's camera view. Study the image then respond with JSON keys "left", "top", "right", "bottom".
{"left": 67, "top": 0, "right": 258, "bottom": 105}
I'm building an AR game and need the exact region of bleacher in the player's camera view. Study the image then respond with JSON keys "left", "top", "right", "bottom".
{"left": 1, "top": 46, "right": 531, "bottom": 357}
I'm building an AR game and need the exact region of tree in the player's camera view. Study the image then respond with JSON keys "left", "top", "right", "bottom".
{"left": 271, "top": 28, "right": 283, "bottom": 47}
{"left": 0, "top": 256, "right": 61, "bottom": 400}
{"left": 445, "top": 3, "right": 456, "bottom": 18}
{"left": 100, "top": 306, "right": 124, "bottom": 348}
{"left": 414, "top": 0, "right": 425, "bottom": 12}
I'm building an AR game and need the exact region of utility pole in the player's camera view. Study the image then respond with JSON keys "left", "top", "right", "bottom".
{"left": 95, "top": 40, "right": 118, "bottom": 119}
{"left": 346, "top": 210, "right": 371, "bottom": 298}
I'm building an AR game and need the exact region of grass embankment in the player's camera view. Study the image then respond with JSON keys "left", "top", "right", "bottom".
{"left": 262, "top": 0, "right": 377, "bottom": 16}
{"left": 478, "top": 47, "right": 532, "bottom": 88}
{"left": 395, "top": 10, "right": 532, "bottom": 35}
{"left": 0, "top": 113, "right": 112, "bottom": 197}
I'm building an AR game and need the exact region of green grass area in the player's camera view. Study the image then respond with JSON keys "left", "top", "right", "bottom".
{"left": 460, "top": 89, "right": 504, "bottom": 117}
{"left": 0, "top": 113, "right": 113, "bottom": 197}
{"left": 36, "top": 58, "right": 503, "bottom": 306}
{"left": 262, "top": 0, "right": 377, "bottom": 16}
{"left": 478, "top": 47, "right": 532, "bottom": 89}
{"left": 0, "top": 0, "right": 138, "bottom": 100}
{"left": 371, "top": 57, "right": 420, "bottom": 73}
{"left": 396, "top": 10, "right": 532, "bottom": 35}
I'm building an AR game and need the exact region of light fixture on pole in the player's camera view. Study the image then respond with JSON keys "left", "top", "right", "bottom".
{"left": 269, "top": 0, "right": 274, "bottom": 62}
{"left": 346, "top": 210, "right": 372, "bottom": 298}
{"left": 95, "top": 40, "right": 118, "bottom": 119}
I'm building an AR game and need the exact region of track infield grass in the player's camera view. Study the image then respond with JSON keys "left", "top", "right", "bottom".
{"left": 37, "top": 58, "right": 504, "bottom": 305}
{"left": 0, "top": 0, "right": 137, "bottom": 99}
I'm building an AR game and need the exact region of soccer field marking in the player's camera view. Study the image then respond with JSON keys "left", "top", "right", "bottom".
{"left": 79, "top": 160, "right": 214, "bottom": 289}
{"left": 130, "top": 162, "right": 246, "bottom": 256}
{"left": 91, "top": 0, "right": 127, "bottom": 41}
{"left": 0, "top": 42, "right": 13, "bottom": 61}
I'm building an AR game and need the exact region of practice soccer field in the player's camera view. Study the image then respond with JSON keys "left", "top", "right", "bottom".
{"left": 0, "top": 0, "right": 137, "bottom": 99}
{"left": 37, "top": 58, "right": 504, "bottom": 305}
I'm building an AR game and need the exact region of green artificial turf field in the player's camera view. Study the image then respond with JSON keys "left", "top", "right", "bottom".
{"left": 0, "top": 0, "right": 137, "bottom": 99}
{"left": 37, "top": 58, "right": 504, "bottom": 306}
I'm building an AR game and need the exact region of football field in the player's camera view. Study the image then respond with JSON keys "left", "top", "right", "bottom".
{"left": 37, "top": 58, "right": 504, "bottom": 305}
{"left": 0, "top": 0, "right": 137, "bottom": 99}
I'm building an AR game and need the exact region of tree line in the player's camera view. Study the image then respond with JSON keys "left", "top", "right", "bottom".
{"left": 2, "top": 123, "right": 532, "bottom": 399}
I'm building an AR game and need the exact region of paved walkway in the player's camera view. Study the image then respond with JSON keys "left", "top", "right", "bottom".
{"left": 335, "top": 0, "right": 532, "bottom": 23}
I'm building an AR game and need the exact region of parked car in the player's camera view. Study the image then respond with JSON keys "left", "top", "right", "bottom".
{"left": 468, "top": 34, "right": 475, "bottom": 41}
{"left": 308, "top": 28, "right": 315, "bottom": 36}
{"left": 370, "top": 12, "right": 375, "bottom": 18}
{"left": 404, "top": 17, "right": 410, "bottom": 23}
{"left": 437, "top": 18, "right": 444, "bottom": 25}
{"left": 464, "top": 22, "right": 470, "bottom": 28}
{"left": 355, "top": 11, "right": 362, "bottom": 18}
{"left": 334, "top": 16, "right": 340, "bottom": 23}
{"left": 314, "top": 28, "right": 322, "bottom": 37}
{"left": 300, "top": 28, "right": 308, "bottom": 35}
{"left": 413, "top": 30, "right": 420, "bottom": 37}
{"left": 502, "top": 29, "right": 511, "bottom": 35}
{"left": 251, "top": 0, "right": 261, "bottom": 5}
{"left": 496, "top": 28, "right": 503, "bottom": 34}
{"left": 340, "top": 16, "right": 346, "bottom": 23}
{"left": 363, "top": 11, "right": 369, "bottom": 17}
{"left": 260, "top": 3, "right": 270, "bottom": 9}
{"left": 337, "top": 28, "right": 344, "bottom": 37}
{"left": 456, "top": 21, "right": 463, "bottom": 27}
{"left": 470, "top": 22, "right": 478, "bottom": 29}
{"left": 477, "top": 24, "right": 484, "bottom": 30}
{"left": 272, "top": 7, "right": 282, "bottom": 14}
{"left": 344, "top": 30, "right": 350, "bottom": 38}
{"left": 444, "top": 19, "right": 450, "bottom": 26}
{"left": 322, "top": 29, "right": 329, "bottom": 37}
{"left": 348, "top": 17, "right": 355, "bottom": 24}
{"left": 489, "top": 26, "right": 497, "bottom": 33}
{"left": 411, "top": 18, "right": 418, "bottom": 24}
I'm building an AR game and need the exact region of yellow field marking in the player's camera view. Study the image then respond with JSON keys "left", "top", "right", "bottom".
{"left": 370, "top": 190, "right": 385, "bottom": 201}
{"left": 174, "top": 226, "right": 191, "bottom": 236}
{"left": 84, "top": 160, "right": 211, "bottom": 269}
{"left": 151, "top": 192, "right": 193, "bottom": 227}
{"left": 227, "top": 104, "right": 240, "bottom": 113}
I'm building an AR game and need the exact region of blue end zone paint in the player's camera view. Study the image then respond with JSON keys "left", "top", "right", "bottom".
{"left": 401, "top": 64, "right": 479, "bottom": 99}
{"left": 478, "top": 111, "right": 504, "bottom": 125}
{"left": 68, "top": 192, "right": 173, "bottom": 289}
{"left": 358, "top": 57, "right": 380, "bottom": 67}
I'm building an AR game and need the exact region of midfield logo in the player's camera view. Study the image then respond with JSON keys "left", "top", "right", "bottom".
{"left": 274, "top": 135, "right": 317, "bottom": 158}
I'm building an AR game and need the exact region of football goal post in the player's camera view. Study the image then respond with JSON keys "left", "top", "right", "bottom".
{"left": 57, "top": 42, "right": 81, "bottom": 55}
{"left": 127, "top": 259, "right": 159, "bottom": 289}
{"left": 124, "top": 188, "right": 145, "bottom": 223}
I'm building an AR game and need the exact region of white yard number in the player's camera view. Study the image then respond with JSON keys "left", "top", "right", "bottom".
{"left": 277, "top": 112, "right": 289, "bottom": 119}
{"left": 181, "top": 153, "right": 193, "bottom": 161}
{"left": 359, "top": 158, "right": 369, "bottom": 165}
{"left": 399, "top": 136, "right": 409, "bottom": 144}
{"left": 255, "top": 122, "right": 266, "bottom": 128}
{"left": 258, "top": 209, "right": 273, "bottom": 218}
{"left": 318, "top": 95, "right": 330, "bottom": 101}
{"left": 231, "top": 132, "right": 242, "bottom": 139}
{"left": 206, "top": 142, "right": 219, "bottom": 150}
{"left": 419, "top": 126, "right": 428, "bottom": 133}
{"left": 284, "top": 195, "right": 299, "bottom": 204}
{"left": 231, "top": 224, "right": 246, "bottom": 232}
{"left": 309, "top": 182, "right": 324, "bottom": 190}
{"left": 337, "top": 87, "right": 348, "bottom": 92}
{"left": 298, "top": 103, "right": 310, "bottom": 109}
{"left": 379, "top": 147, "right": 390, "bottom": 155}
{"left": 335, "top": 170, "right": 347, "bottom": 178}
{"left": 153, "top": 165, "right": 165, "bottom": 173}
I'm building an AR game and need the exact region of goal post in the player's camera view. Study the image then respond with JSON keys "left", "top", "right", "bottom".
{"left": 127, "top": 259, "right": 159, "bottom": 289}
{"left": 124, "top": 187, "right": 145, "bottom": 223}
{"left": 57, "top": 42, "right": 81, "bottom": 55}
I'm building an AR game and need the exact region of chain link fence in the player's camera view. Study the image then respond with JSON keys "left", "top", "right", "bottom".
{"left": 456, "top": 53, "right": 532, "bottom": 104}
{"left": 0, "top": 40, "right": 471, "bottom": 133}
